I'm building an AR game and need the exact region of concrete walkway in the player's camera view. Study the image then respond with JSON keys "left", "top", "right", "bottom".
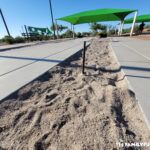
{"left": 0, "top": 38, "right": 90, "bottom": 101}
{"left": 0, "top": 39, "right": 72, "bottom": 52}
{"left": 111, "top": 37, "right": 150, "bottom": 127}
{"left": 0, "top": 41, "right": 41, "bottom": 52}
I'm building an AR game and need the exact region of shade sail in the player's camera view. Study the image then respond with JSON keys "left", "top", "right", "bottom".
{"left": 57, "top": 8, "right": 136, "bottom": 25}
{"left": 28, "top": 26, "right": 52, "bottom": 35}
{"left": 124, "top": 14, "right": 150, "bottom": 24}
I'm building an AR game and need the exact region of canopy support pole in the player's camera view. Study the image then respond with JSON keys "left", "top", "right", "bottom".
{"left": 55, "top": 19, "right": 59, "bottom": 39}
{"left": 120, "top": 20, "right": 124, "bottom": 35}
{"left": 118, "top": 21, "right": 122, "bottom": 36}
{"left": 115, "top": 24, "right": 118, "bottom": 35}
{"left": 73, "top": 24, "right": 75, "bottom": 39}
{"left": 71, "top": 24, "right": 73, "bottom": 37}
{"left": 130, "top": 11, "right": 138, "bottom": 36}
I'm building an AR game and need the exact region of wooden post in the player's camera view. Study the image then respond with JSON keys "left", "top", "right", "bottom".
{"left": 82, "top": 41, "right": 86, "bottom": 74}
{"left": 73, "top": 24, "right": 75, "bottom": 39}
{"left": 130, "top": 11, "right": 138, "bottom": 36}
{"left": 55, "top": 19, "right": 58, "bottom": 39}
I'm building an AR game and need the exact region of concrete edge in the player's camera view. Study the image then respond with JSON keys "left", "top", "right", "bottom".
{"left": 0, "top": 42, "right": 40, "bottom": 52}
{"left": 0, "top": 42, "right": 90, "bottom": 103}
{"left": 109, "top": 41, "right": 150, "bottom": 130}
{"left": 0, "top": 38, "right": 73, "bottom": 52}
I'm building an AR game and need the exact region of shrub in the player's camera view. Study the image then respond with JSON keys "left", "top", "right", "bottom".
{"left": 123, "top": 28, "right": 131, "bottom": 33}
{"left": 29, "top": 37, "right": 39, "bottom": 41}
{"left": 15, "top": 36, "right": 25, "bottom": 43}
{"left": 42, "top": 36, "right": 50, "bottom": 40}
{"left": 59, "top": 30, "right": 74, "bottom": 38}
{"left": 145, "top": 24, "right": 150, "bottom": 29}
{"left": 77, "top": 32, "right": 83, "bottom": 38}
{"left": 65, "top": 30, "right": 73, "bottom": 38}
{"left": 133, "top": 25, "right": 140, "bottom": 34}
{"left": 29, "top": 35, "right": 51, "bottom": 41}
{"left": 2, "top": 36, "right": 15, "bottom": 44}
{"left": 81, "top": 32, "right": 91, "bottom": 37}
{"left": 97, "top": 32, "right": 107, "bottom": 38}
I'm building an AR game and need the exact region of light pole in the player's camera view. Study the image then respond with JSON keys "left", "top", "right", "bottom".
{"left": 0, "top": 8, "right": 11, "bottom": 37}
{"left": 49, "top": 0, "right": 56, "bottom": 39}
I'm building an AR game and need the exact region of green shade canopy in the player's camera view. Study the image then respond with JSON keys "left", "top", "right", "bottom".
{"left": 28, "top": 26, "right": 52, "bottom": 35}
{"left": 124, "top": 14, "right": 150, "bottom": 24}
{"left": 57, "top": 8, "right": 137, "bottom": 25}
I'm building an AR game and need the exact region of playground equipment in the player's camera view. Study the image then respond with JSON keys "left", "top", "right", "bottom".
{"left": 22, "top": 26, "right": 52, "bottom": 37}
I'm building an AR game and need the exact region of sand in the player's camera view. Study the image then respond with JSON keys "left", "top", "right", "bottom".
{"left": 0, "top": 42, "right": 7, "bottom": 46}
{"left": 130, "top": 34, "right": 150, "bottom": 41}
{"left": 0, "top": 38, "right": 150, "bottom": 150}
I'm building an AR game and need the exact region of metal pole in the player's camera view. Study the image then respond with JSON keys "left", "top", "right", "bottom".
{"left": 115, "top": 25, "right": 118, "bottom": 35}
{"left": 118, "top": 21, "right": 122, "bottom": 36}
{"left": 0, "top": 8, "right": 11, "bottom": 36}
{"left": 71, "top": 23, "right": 72, "bottom": 37}
{"left": 130, "top": 11, "right": 138, "bottom": 36}
{"left": 24, "top": 25, "right": 29, "bottom": 39}
{"left": 49, "top": 0, "right": 56, "bottom": 39}
{"left": 120, "top": 20, "right": 124, "bottom": 36}
{"left": 71, "top": 23, "right": 72, "bottom": 31}
{"left": 55, "top": 19, "right": 58, "bottom": 38}
{"left": 73, "top": 24, "right": 75, "bottom": 39}
{"left": 82, "top": 41, "right": 86, "bottom": 74}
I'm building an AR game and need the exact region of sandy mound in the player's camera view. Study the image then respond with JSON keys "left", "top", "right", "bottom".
{"left": 0, "top": 38, "right": 149, "bottom": 150}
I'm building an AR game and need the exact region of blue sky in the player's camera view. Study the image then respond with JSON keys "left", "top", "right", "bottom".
{"left": 0, "top": 0, "right": 150, "bottom": 38}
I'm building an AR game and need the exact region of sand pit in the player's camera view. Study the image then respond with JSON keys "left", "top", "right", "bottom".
{"left": 0, "top": 38, "right": 150, "bottom": 150}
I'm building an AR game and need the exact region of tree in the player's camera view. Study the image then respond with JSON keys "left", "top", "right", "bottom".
{"left": 90, "top": 22, "right": 107, "bottom": 35}
{"left": 90, "top": 22, "right": 100, "bottom": 33}
{"left": 82, "top": 32, "right": 91, "bottom": 37}
{"left": 51, "top": 24, "right": 68, "bottom": 32}
{"left": 107, "top": 25, "right": 115, "bottom": 36}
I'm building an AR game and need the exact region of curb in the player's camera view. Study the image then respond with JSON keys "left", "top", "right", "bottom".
{"left": 109, "top": 40, "right": 150, "bottom": 130}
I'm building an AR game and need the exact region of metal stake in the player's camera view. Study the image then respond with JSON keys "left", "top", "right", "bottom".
{"left": 82, "top": 41, "right": 86, "bottom": 74}
{"left": 73, "top": 25, "right": 75, "bottom": 39}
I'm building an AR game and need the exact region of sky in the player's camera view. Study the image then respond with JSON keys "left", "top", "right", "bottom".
{"left": 0, "top": 0, "right": 150, "bottom": 38}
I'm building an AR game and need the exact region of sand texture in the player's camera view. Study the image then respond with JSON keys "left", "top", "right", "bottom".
{"left": 131, "top": 35, "right": 150, "bottom": 41}
{"left": 0, "top": 38, "right": 150, "bottom": 150}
